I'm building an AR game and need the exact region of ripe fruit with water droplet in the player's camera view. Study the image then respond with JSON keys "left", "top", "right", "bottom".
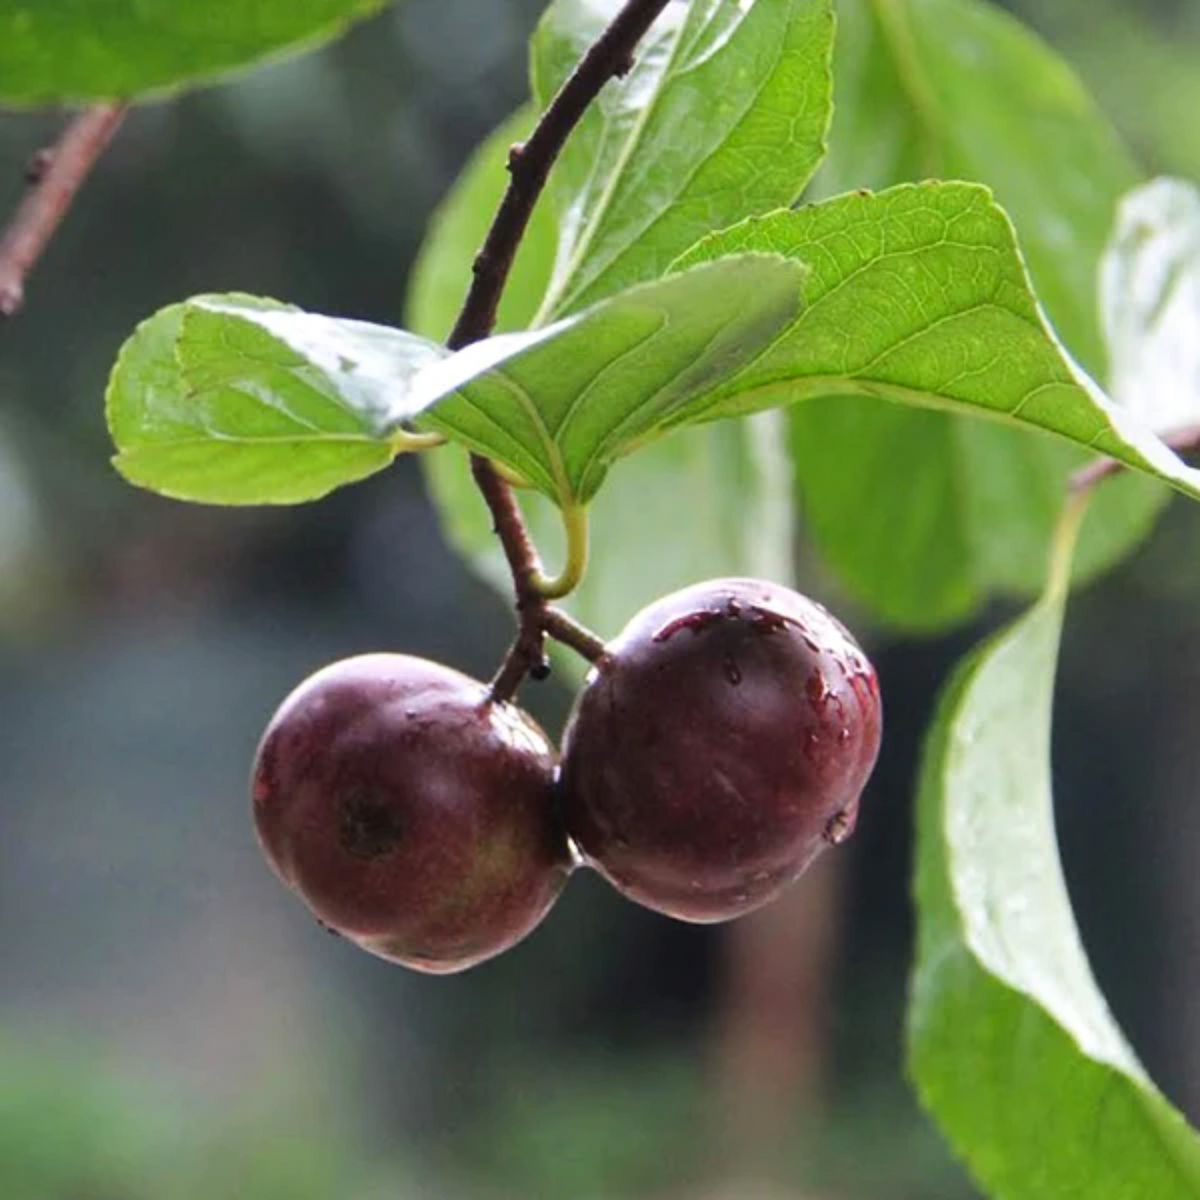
{"left": 252, "top": 654, "right": 571, "bottom": 973}
{"left": 559, "top": 579, "right": 882, "bottom": 922}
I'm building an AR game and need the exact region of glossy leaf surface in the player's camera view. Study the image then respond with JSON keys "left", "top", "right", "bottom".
{"left": 910, "top": 498, "right": 1200, "bottom": 1197}
{"left": 1102, "top": 178, "right": 1200, "bottom": 435}
{"left": 107, "top": 295, "right": 443, "bottom": 504}
{"left": 411, "top": 255, "right": 806, "bottom": 505}
{"left": 532, "top": 0, "right": 834, "bottom": 318}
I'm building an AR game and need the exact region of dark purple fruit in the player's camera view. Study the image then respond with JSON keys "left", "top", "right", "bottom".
{"left": 252, "top": 654, "right": 571, "bottom": 973}
{"left": 560, "top": 578, "right": 882, "bottom": 922}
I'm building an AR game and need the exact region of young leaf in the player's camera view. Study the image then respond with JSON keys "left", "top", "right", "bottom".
{"left": 532, "top": 0, "right": 834, "bottom": 319}
{"left": 1102, "top": 178, "right": 1200, "bottom": 435}
{"left": 0, "top": 0, "right": 389, "bottom": 105}
{"left": 107, "top": 295, "right": 444, "bottom": 505}
{"left": 411, "top": 255, "right": 807, "bottom": 506}
{"left": 909, "top": 497, "right": 1200, "bottom": 1197}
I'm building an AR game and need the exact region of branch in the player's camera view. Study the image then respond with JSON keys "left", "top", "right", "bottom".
{"left": 0, "top": 104, "right": 129, "bottom": 317}
{"left": 447, "top": 0, "right": 673, "bottom": 701}
{"left": 1069, "top": 423, "right": 1200, "bottom": 494}
{"left": 445, "top": 0, "right": 673, "bottom": 351}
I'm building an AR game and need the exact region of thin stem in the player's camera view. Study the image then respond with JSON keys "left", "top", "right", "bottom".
{"left": 1049, "top": 487, "right": 1092, "bottom": 601}
{"left": 469, "top": 451, "right": 548, "bottom": 600}
{"left": 1068, "top": 422, "right": 1200, "bottom": 494}
{"left": 543, "top": 607, "right": 607, "bottom": 664}
{"left": 0, "top": 104, "right": 128, "bottom": 317}
{"left": 530, "top": 503, "right": 589, "bottom": 600}
{"left": 445, "top": 0, "right": 672, "bottom": 701}
{"left": 489, "top": 605, "right": 607, "bottom": 703}
{"left": 389, "top": 429, "right": 446, "bottom": 453}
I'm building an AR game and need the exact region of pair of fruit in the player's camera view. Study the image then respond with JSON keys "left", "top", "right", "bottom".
{"left": 252, "top": 578, "right": 882, "bottom": 974}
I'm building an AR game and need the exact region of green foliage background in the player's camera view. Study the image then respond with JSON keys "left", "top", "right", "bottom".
{"left": 3, "top": 2, "right": 1200, "bottom": 1199}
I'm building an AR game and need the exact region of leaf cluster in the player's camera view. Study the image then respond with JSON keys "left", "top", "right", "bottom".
{"left": 19, "top": 0, "right": 1200, "bottom": 1194}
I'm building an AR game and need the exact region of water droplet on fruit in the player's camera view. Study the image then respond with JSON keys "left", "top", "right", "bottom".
{"left": 823, "top": 809, "right": 854, "bottom": 846}
{"left": 723, "top": 655, "right": 742, "bottom": 685}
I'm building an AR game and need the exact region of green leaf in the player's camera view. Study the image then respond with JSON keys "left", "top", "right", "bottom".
{"left": 425, "top": 412, "right": 794, "bottom": 679}
{"left": 107, "top": 294, "right": 444, "bottom": 505}
{"left": 412, "top": 254, "right": 807, "bottom": 506}
{"left": 531, "top": 0, "right": 834, "bottom": 319}
{"left": 406, "top": 106, "right": 556, "bottom": 343}
{"left": 818, "top": 0, "right": 1138, "bottom": 374}
{"left": 1102, "top": 178, "right": 1200, "bottom": 434}
{"left": 786, "top": 397, "right": 1163, "bottom": 629}
{"left": 789, "top": 0, "right": 1157, "bottom": 628}
{"left": 676, "top": 184, "right": 1200, "bottom": 492}
{"left": 909, "top": 497, "right": 1200, "bottom": 1197}
{"left": 676, "top": 182, "right": 1177, "bottom": 628}
{"left": 0, "top": 0, "right": 389, "bottom": 105}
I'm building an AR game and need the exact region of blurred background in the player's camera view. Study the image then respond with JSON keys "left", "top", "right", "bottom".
{"left": 1, "top": 0, "right": 1199, "bottom": 1196}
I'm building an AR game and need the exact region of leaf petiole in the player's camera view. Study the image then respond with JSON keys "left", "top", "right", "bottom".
{"left": 529, "top": 502, "right": 589, "bottom": 600}
{"left": 389, "top": 429, "right": 446, "bottom": 453}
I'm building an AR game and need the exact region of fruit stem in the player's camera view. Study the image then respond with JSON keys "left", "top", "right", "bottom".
{"left": 0, "top": 103, "right": 128, "bottom": 317}
{"left": 443, "top": 0, "right": 672, "bottom": 699}
{"left": 543, "top": 607, "right": 606, "bottom": 663}
{"left": 488, "top": 604, "right": 608, "bottom": 701}
{"left": 530, "top": 503, "right": 589, "bottom": 600}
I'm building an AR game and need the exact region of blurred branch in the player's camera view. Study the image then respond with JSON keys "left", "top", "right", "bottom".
{"left": 1069, "top": 422, "right": 1200, "bottom": 493}
{"left": 0, "top": 103, "right": 128, "bottom": 317}
{"left": 712, "top": 854, "right": 846, "bottom": 1176}
{"left": 446, "top": 0, "right": 672, "bottom": 701}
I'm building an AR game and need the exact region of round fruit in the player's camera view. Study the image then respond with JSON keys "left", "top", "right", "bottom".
{"left": 251, "top": 654, "right": 571, "bottom": 973}
{"left": 560, "top": 578, "right": 882, "bottom": 922}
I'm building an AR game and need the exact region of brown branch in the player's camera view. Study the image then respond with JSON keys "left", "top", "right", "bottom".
{"left": 447, "top": 0, "right": 673, "bottom": 702}
{"left": 0, "top": 104, "right": 128, "bottom": 317}
{"left": 543, "top": 608, "right": 607, "bottom": 665}
{"left": 445, "top": 0, "right": 672, "bottom": 352}
{"left": 470, "top": 451, "right": 553, "bottom": 697}
{"left": 1069, "top": 422, "right": 1200, "bottom": 494}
